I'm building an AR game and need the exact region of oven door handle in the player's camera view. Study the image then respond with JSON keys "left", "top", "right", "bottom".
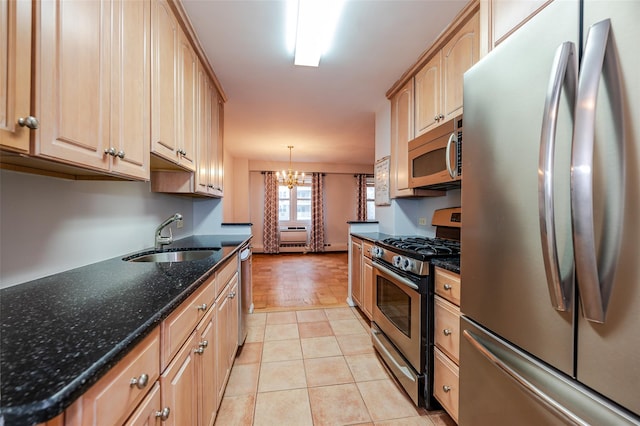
{"left": 373, "top": 262, "right": 419, "bottom": 291}
{"left": 372, "top": 328, "right": 416, "bottom": 383}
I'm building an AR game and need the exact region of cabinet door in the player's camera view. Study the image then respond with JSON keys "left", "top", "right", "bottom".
{"left": 124, "top": 382, "right": 163, "bottom": 426}
{"left": 390, "top": 81, "right": 413, "bottom": 195}
{"left": 362, "top": 257, "right": 373, "bottom": 320}
{"left": 111, "top": 0, "right": 150, "bottom": 180}
{"left": 178, "top": 31, "right": 197, "bottom": 171}
{"left": 414, "top": 52, "right": 442, "bottom": 136}
{"left": 197, "top": 305, "right": 217, "bottom": 426}
{"left": 350, "top": 239, "right": 363, "bottom": 306}
{"left": 227, "top": 274, "right": 239, "bottom": 366}
{"left": 161, "top": 332, "right": 198, "bottom": 426}
{"left": 151, "top": 0, "right": 178, "bottom": 162}
{"left": 196, "top": 66, "right": 210, "bottom": 194}
{"left": 212, "top": 97, "right": 224, "bottom": 196}
{"left": 442, "top": 11, "right": 480, "bottom": 121}
{"left": 36, "top": 0, "right": 110, "bottom": 170}
{"left": 0, "top": 0, "right": 31, "bottom": 153}
{"left": 215, "top": 285, "right": 230, "bottom": 404}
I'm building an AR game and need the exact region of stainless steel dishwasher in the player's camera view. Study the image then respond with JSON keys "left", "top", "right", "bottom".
{"left": 239, "top": 244, "right": 253, "bottom": 345}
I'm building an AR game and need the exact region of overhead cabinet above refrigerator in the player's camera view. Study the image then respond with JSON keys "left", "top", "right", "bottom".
{"left": 460, "top": 0, "right": 640, "bottom": 424}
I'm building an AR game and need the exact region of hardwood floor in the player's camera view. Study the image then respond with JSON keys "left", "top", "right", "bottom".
{"left": 252, "top": 252, "right": 349, "bottom": 312}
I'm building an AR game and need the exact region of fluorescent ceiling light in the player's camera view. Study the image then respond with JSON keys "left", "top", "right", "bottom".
{"left": 287, "top": 0, "right": 345, "bottom": 67}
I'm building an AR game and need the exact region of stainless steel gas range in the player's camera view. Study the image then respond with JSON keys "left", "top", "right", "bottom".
{"left": 371, "top": 207, "right": 461, "bottom": 409}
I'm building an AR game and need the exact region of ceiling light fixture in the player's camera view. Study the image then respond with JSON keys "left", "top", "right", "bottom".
{"left": 277, "top": 146, "right": 305, "bottom": 189}
{"left": 287, "top": 0, "right": 345, "bottom": 67}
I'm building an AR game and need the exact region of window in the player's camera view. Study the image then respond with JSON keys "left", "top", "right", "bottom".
{"left": 366, "top": 177, "right": 375, "bottom": 221}
{"left": 279, "top": 179, "right": 312, "bottom": 223}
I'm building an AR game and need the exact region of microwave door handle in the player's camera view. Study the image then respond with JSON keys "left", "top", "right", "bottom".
{"left": 572, "top": 19, "right": 625, "bottom": 324}
{"left": 446, "top": 133, "right": 457, "bottom": 178}
{"left": 538, "top": 41, "right": 577, "bottom": 312}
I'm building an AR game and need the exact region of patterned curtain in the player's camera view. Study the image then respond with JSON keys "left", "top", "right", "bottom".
{"left": 309, "top": 173, "right": 325, "bottom": 252}
{"left": 356, "top": 174, "right": 367, "bottom": 221}
{"left": 263, "top": 172, "right": 280, "bottom": 253}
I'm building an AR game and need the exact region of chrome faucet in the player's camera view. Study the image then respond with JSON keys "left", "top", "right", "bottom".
{"left": 155, "top": 213, "right": 183, "bottom": 250}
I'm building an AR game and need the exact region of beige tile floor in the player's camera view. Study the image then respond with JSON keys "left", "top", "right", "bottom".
{"left": 214, "top": 307, "right": 456, "bottom": 426}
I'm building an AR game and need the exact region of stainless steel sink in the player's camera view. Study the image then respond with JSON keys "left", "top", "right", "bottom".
{"left": 124, "top": 248, "right": 219, "bottom": 263}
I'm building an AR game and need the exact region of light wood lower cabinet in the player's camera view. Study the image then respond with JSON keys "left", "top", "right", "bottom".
{"left": 349, "top": 237, "right": 363, "bottom": 307}
{"left": 63, "top": 253, "right": 240, "bottom": 426}
{"left": 66, "top": 329, "right": 161, "bottom": 426}
{"left": 362, "top": 241, "right": 374, "bottom": 319}
{"left": 433, "top": 266, "right": 461, "bottom": 423}
{"left": 160, "top": 331, "right": 198, "bottom": 426}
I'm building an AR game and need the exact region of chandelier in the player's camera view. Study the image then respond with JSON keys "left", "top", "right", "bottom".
{"left": 276, "top": 146, "right": 305, "bottom": 189}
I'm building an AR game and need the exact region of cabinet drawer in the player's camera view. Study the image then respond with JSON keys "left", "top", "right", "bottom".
{"left": 434, "top": 266, "right": 460, "bottom": 305}
{"left": 124, "top": 382, "right": 162, "bottom": 426}
{"left": 161, "top": 276, "right": 215, "bottom": 369}
{"left": 434, "top": 295, "right": 461, "bottom": 364}
{"left": 362, "top": 241, "right": 374, "bottom": 259}
{"left": 215, "top": 254, "right": 238, "bottom": 297}
{"left": 67, "top": 329, "right": 160, "bottom": 426}
{"left": 434, "top": 347, "right": 460, "bottom": 423}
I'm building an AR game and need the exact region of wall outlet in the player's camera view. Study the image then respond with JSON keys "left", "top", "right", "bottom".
{"left": 418, "top": 217, "right": 427, "bottom": 226}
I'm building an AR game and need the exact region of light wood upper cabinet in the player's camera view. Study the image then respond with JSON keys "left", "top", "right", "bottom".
{"left": 151, "top": 0, "right": 179, "bottom": 165}
{"left": 0, "top": 0, "right": 32, "bottom": 153}
{"left": 442, "top": 11, "right": 480, "bottom": 121}
{"left": 35, "top": 0, "right": 111, "bottom": 170}
{"left": 110, "top": 0, "right": 150, "bottom": 179}
{"left": 415, "top": 53, "right": 442, "bottom": 136}
{"left": 33, "top": 0, "right": 149, "bottom": 179}
{"left": 415, "top": 11, "right": 480, "bottom": 137}
{"left": 178, "top": 31, "right": 197, "bottom": 171}
{"left": 390, "top": 81, "right": 413, "bottom": 195}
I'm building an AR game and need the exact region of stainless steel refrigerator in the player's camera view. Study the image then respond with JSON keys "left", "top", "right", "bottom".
{"left": 460, "top": 0, "right": 640, "bottom": 424}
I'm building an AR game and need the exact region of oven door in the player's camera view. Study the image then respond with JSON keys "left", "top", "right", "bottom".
{"left": 372, "top": 261, "right": 425, "bottom": 372}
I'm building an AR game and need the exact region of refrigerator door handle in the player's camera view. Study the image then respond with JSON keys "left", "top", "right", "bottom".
{"left": 445, "top": 132, "right": 457, "bottom": 178}
{"left": 538, "top": 41, "right": 577, "bottom": 312}
{"left": 463, "top": 329, "right": 589, "bottom": 426}
{"left": 571, "top": 19, "right": 625, "bottom": 323}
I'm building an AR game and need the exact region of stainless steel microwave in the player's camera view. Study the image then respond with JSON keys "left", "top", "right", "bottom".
{"left": 408, "top": 114, "right": 462, "bottom": 190}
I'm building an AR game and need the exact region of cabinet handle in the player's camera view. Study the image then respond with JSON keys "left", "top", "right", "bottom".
{"left": 194, "top": 346, "right": 205, "bottom": 354}
{"left": 129, "top": 373, "right": 149, "bottom": 389}
{"left": 443, "top": 385, "right": 452, "bottom": 393}
{"left": 197, "top": 303, "right": 208, "bottom": 311}
{"left": 104, "top": 147, "right": 116, "bottom": 156}
{"left": 115, "top": 150, "right": 125, "bottom": 159}
{"left": 199, "top": 340, "right": 208, "bottom": 348}
{"left": 228, "top": 291, "right": 236, "bottom": 299}
{"left": 443, "top": 329, "right": 452, "bottom": 336}
{"left": 155, "top": 407, "right": 171, "bottom": 421}
{"left": 443, "top": 284, "right": 452, "bottom": 290}
{"left": 17, "top": 116, "right": 39, "bottom": 129}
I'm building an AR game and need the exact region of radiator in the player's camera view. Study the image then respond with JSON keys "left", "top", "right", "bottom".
{"left": 279, "top": 227, "right": 309, "bottom": 252}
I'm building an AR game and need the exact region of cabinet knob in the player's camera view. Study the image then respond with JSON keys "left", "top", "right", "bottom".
{"left": 199, "top": 340, "right": 208, "bottom": 348}
{"left": 443, "top": 329, "right": 452, "bottom": 336}
{"left": 443, "top": 385, "right": 452, "bottom": 393}
{"left": 434, "top": 115, "right": 439, "bottom": 122}
{"left": 129, "top": 373, "right": 149, "bottom": 389}
{"left": 104, "top": 147, "right": 117, "bottom": 156}
{"left": 194, "top": 346, "right": 205, "bottom": 354}
{"left": 115, "top": 150, "right": 125, "bottom": 159}
{"left": 228, "top": 291, "right": 236, "bottom": 299}
{"left": 17, "top": 116, "right": 39, "bottom": 130}
{"left": 443, "top": 284, "right": 452, "bottom": 290}
{"left": 439, "top": 114, "right": 444, "bottom": 120}
{"left": 197, "top": 303, "right": 208, "bottom": 311}
{"left": 155, "top": 407, "right": 171, "bottom": 421}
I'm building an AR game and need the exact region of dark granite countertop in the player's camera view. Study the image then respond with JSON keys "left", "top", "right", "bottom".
{"left": 350, "top": 232, "right": 394, "bottom": 243}
{"left": 431, "top": 257, "right": 460, "bottom": 274}
{"left": 0, "top": 234, "right": 251, "bottom": 426}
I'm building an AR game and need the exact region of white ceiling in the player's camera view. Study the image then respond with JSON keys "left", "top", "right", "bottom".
{"left": 182, "top": 0, "right": 469, "bottom": 166}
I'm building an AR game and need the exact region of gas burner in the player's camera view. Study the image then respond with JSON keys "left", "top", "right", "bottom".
{"left": 380, "top": 237, "right": 461, "bottom": 257}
